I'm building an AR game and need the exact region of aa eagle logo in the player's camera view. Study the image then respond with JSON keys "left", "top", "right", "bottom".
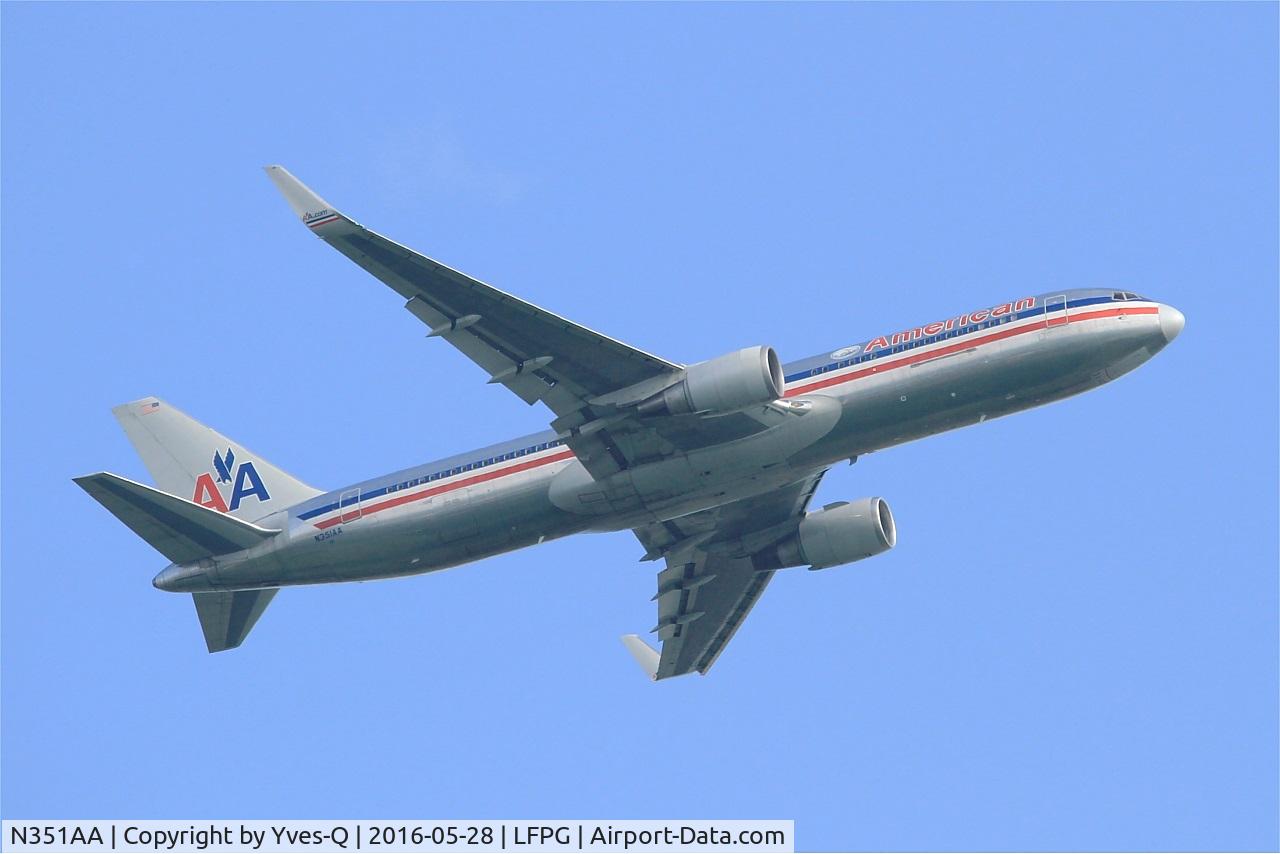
{"left": 192, "top": 447, "right": 271, "bottom": 513}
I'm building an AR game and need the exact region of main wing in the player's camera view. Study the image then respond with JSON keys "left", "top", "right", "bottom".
{"left": 264, "top": 166, "right": 680, "bottom": 418}
{"left": 264, "top": 166, "right": 792, "bottom": 481}
{"left": 627, "top": 468, "right": 828, "bottom": 680}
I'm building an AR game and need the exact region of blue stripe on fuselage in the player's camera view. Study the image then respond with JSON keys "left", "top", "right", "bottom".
{"left": 296, "top": 437, "right": 568, "bottom": 520}
{"left": 294, "top": 290, "right": 1140, "bottom": 522}
{"left": 782, "top": 293, "right": 1122, "bottom": 383}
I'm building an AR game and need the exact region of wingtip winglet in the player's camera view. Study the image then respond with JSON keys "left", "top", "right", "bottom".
{"left": 621, "top": 634, "right": 660, "bottom": 680}
{"left": 263, "top": 165, "right": 343, "bottom": 227}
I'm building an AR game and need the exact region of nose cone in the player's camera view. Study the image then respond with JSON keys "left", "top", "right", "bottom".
{"left": 1160, "top": 305, "right": 1185, "bottom": 343}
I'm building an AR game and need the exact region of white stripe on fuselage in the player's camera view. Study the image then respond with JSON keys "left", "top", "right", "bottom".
{"left": 302, "top": 299, "right": 1158, "bottom": 529}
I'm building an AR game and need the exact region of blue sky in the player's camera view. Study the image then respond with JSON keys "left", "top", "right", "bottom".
{"left": 2, "top": 3, "right": 1276, "bottom": 850}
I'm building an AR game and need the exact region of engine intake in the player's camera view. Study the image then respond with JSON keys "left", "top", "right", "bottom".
{"left": 759, "top": 498, "right": 897, "bottom": 570}
{"left": 637, "top": 346, "right": 784, "bottom": 417}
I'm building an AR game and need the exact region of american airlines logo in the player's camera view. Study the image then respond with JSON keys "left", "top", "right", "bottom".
{"left": 193, "top": 448, "right": 271, "bottom": 513}
{"left": 302, "top": 209, "right": 336, "bottom": 223}
{"left": 863, "top": 296, "right": 1036, "bottom": 353}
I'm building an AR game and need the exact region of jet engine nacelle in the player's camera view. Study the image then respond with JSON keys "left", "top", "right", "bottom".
{"left": 637, "top": 345, "right": 784, "bottom": 417}
{"left": 762, "top": 498, "right": 897, "bottom": 570}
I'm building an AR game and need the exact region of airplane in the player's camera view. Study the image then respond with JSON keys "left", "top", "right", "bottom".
{"left": 74, "top": 165, "right": 1186, "bottom": 680}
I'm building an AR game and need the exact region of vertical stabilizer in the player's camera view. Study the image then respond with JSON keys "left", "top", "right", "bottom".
{"left": 112, "top": 397, "right": 320, "bottom": 523}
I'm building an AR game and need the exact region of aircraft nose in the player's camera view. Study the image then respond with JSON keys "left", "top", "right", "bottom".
{"left": 1159, "top": 304, "right": 1185, "bottom": 344}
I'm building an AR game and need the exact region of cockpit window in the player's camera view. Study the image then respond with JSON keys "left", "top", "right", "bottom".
{"left": 1112, "top": 291, "right": 1147, "bottom": 301}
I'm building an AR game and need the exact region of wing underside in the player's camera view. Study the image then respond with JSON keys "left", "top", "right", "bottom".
{"left": 263, "top": 166, "right": 799, "bottom": 481}
{"left": 264, "top": 165, "right": 679, "bottom": 418}
{"left": 264, "top": 166, "right": 834, "bottom": 678}
{"left": 632, "top": 469, "right": 828, "bottom": 679}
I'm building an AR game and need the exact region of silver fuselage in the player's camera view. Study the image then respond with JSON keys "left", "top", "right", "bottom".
{"left": 154, "top": 289, "right": 1184, "bottom": 593}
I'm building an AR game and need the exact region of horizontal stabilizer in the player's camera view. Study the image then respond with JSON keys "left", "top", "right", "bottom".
{"left": 74, "top": 472, "right": 280, "bottom": 564}
{"left": 621, "top": 634, "right": 659, "bottom": 680}
{"left": 193, "top": 589, "right": 278, "bottom": 653}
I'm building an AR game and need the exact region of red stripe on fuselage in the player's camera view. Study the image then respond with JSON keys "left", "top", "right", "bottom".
{"left": 783, "top": 306, "right": 1157, "bottom": 397}
{"left": 312, "top": 448, "right": 576, "bottom": 529}
{"left": 314, "top": 306, "right": 1156, "bottom": 528}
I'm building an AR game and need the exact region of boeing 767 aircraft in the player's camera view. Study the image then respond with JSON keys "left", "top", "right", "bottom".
{"left": 75, "top": 166, "right": 1185, "bottom": 680}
